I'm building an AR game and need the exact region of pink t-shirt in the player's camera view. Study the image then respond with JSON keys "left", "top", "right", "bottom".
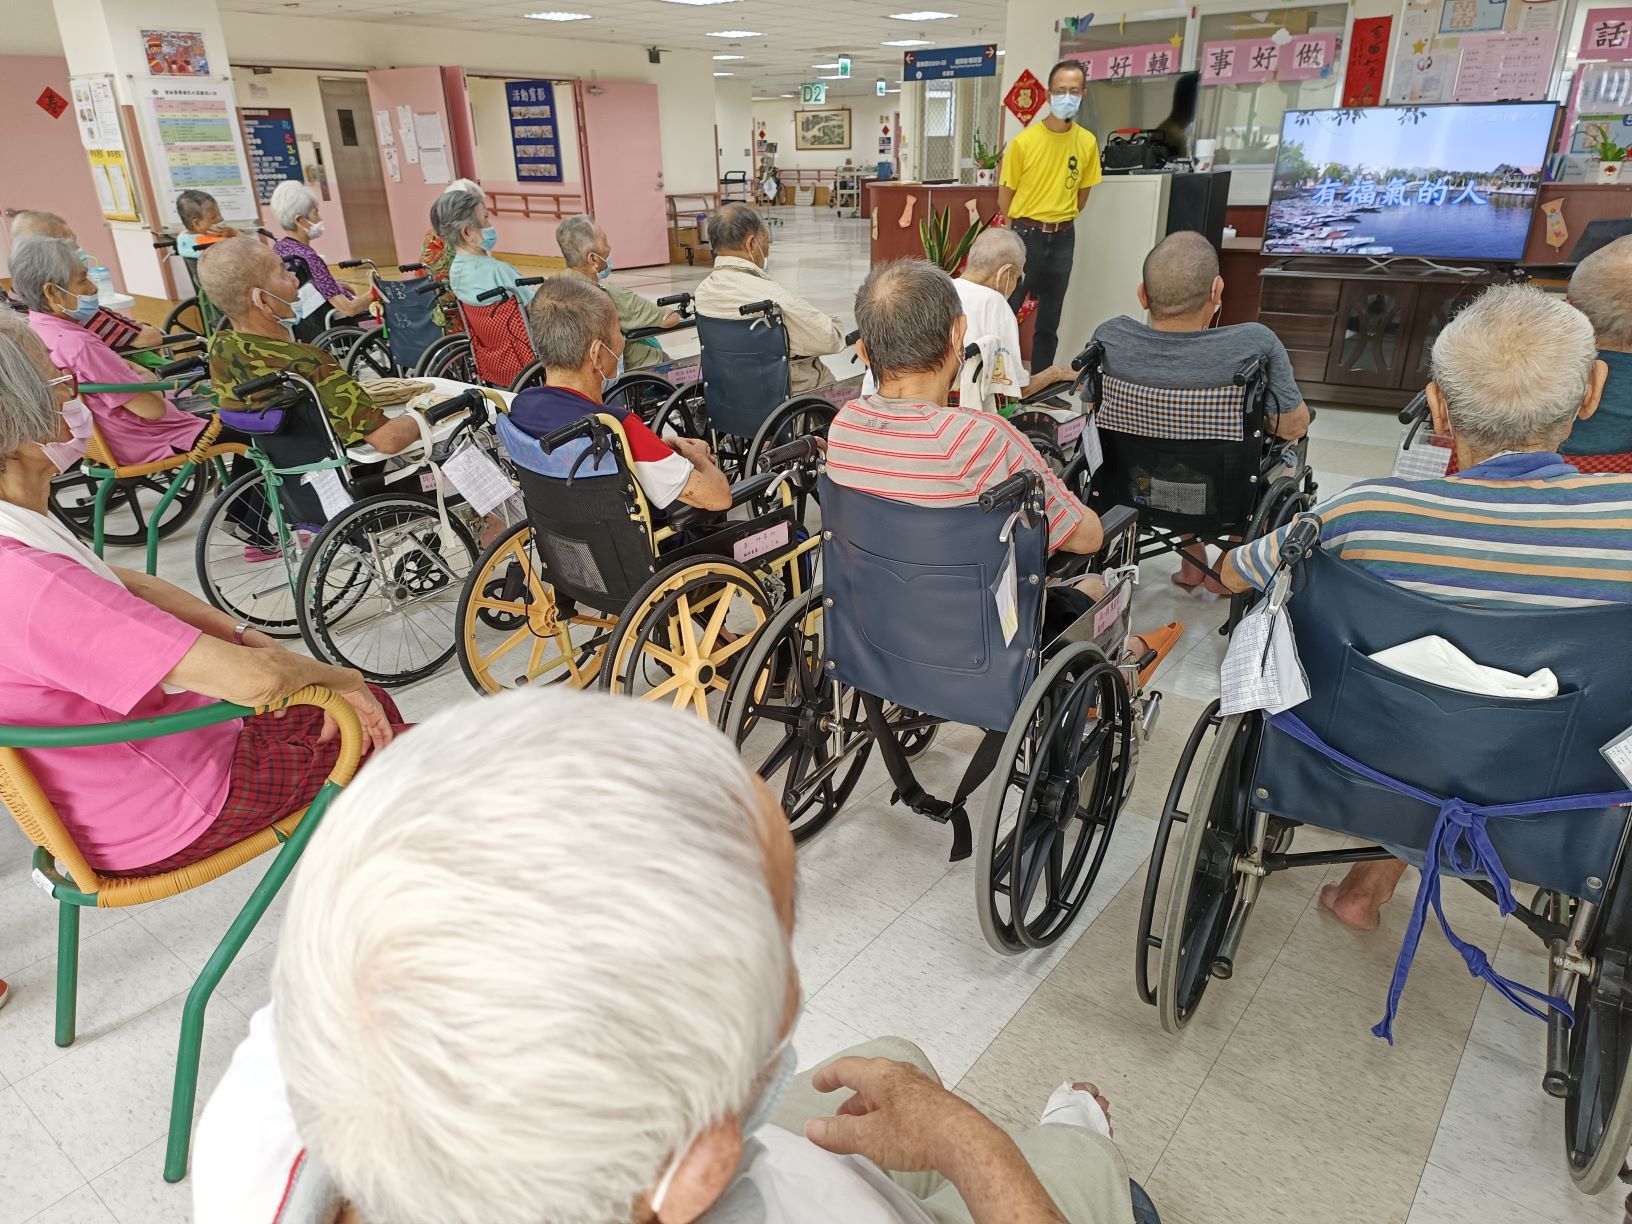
{"left": 28, "top": 311, "right": 205, "bottom": 466}
{"left": 0, "top": 541, "right": 239, "bottom": 871}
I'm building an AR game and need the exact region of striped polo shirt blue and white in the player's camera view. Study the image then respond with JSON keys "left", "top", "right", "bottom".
{"left": 1232, "top": 451, "right": 1632, "bottom": 608}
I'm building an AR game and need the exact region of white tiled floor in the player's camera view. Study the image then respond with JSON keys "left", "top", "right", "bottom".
{"left": 1, "top": 207, "right": 1622, "bottom": 1222}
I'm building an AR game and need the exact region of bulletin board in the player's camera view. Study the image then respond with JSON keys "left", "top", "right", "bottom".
{"left": 68, "top": 73, "right": 140, "bottom": 223}
{"left": 506, "top": 79, "right": 563, "bottom": 183}
{"left": 1387, "top": 0, "right": 1568, "bottom": 102}
{"left": 134, "top": 78, "right": 259, "bottom": 226}
{"left": 238, "top": 107, "right": 302, "bottom": 203}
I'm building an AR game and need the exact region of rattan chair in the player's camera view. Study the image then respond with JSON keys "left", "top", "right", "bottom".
{"left": 0, "top": 685, "right": 363, "bottom": 1183}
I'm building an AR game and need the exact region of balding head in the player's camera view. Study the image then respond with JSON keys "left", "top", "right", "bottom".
{"left": 1569, "top": 235, "right": 1632, "bottom": 350}
{"left": 196, "top": 235, "right": 287, "bottom": 321}
{"left": 962, "top": 227, "right": 1027, "bottom": 284}
{"left": 1140, "top": 231, "right": 1221, "bottom": 321}
{"left": 708, "top": 203, "right": 767, "bottom": 258}
{"left": 11, "top": 211, "right": 73, "bottom": 241}
{"left": 855, "top": 259, "right": 964, "bottom": 386}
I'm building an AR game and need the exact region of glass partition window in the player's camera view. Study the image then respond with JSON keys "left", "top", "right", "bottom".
{"left": 1194, "top": 4, "right": 1349, "bottom": 167}
{"left": 1059, "top": 14, "right": 1189, "bottom": 147}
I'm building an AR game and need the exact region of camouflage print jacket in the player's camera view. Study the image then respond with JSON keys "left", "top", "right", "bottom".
{"left": 209, "top": 329, "right": 382, "bottom": 446}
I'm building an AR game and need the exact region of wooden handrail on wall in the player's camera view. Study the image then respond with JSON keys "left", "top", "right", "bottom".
{"left": 485, "top": 190, "right": 587, "bottom": 221}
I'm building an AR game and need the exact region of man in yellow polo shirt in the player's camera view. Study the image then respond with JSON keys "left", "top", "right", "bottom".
{"left": 998, "top": 59, "right": 1102, "bottom": 370}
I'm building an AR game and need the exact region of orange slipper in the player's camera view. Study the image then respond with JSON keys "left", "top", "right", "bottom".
{"left": 1133, "top": 621, "right": 1185, "bottom": 689}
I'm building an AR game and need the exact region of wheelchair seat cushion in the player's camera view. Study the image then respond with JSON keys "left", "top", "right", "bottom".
{"left": 502, "top": 390, "right": 692, "bottom": 509}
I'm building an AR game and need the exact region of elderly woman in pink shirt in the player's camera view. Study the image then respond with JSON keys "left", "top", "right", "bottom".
{"left": 0, "top": 309, "right": 400, "bottom": 886}
{"left": 11, "top": 236, "right": 207, "bottom": 465}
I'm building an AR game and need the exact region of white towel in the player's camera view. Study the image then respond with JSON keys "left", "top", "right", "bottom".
{"left": 1368, "top": 634, "right": 1558, "bottom": 700}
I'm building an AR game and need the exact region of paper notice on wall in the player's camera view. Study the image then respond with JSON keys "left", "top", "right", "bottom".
{"left": 377, "top": 110, "right": 394, "bottom": 146}
{"left": 1388, "top": 0, "right": 1444, "bottom": 101}
{"left": 1516, "top": 0, "right": 1565, "bottom": 32}
{"left": 1453, "top": 30, "right": 1557, "bottom": 101}
{"left": 1402, "top": 47, "right": 1462, "bottom": 102}
{"left": 413, "top": 111, "right": 445, "bottom": 150}
{"left": 420, "top": 145, "right": 451, "bottom": 184}
{"left": 397, "top": 103, "right": 419, "bottom": 163}
{"left": 383, "top": 145, "right": 402, "bottom": 182}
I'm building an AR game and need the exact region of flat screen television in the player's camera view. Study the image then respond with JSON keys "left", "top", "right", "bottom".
{"left": 1263, "top": 102, "right": 1558, "bottom": 260}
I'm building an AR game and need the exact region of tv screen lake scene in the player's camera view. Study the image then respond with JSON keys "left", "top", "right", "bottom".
{"left": 1264, "top": 104, "right": 1556, "bottom": 260}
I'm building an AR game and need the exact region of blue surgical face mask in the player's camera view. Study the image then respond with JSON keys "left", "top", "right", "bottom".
{"left": 479, "top": 225, "right": 499, "bottom": 251}
{"left": 595, "top": 253, "right": 614, "bottom": 281}
{"left": 1049, "top": 91, "right": 1081, "bottom": 122}
{"left": 56, "top": 285, "right": 100, "bottom": 322}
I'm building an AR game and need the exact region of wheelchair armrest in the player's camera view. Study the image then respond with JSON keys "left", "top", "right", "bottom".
{"left": 728, "top": 471, "right": 778, "bottom": 507}
{"left": 1096, "top": 503, "right": 1138, "bottom": 546}
{"left": 665, "top": 502, "right": 721, "bottom": 533}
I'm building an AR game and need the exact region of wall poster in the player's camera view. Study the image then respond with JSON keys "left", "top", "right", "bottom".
{"left": 135, "top": 79, "right": 258, "bottom": 226}
{"left": 141, "top": 29, "right": 211, "bottom": 76}
{"left": 239, "top": 107, "right": 303, "bottom": 203}
{"left": 506, "top": 80, "right": 563, "bottom": 183}
{"left": 68, "top": 74, "right": 139, "bottom": 222}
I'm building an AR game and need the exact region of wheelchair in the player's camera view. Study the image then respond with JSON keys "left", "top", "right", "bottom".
{"left": 1136, "top": 523, "right": 1632, "bottom": 1193}
{"left": 194, "top": 370, "right": 504, "bottom": 685}
{"left": 338, "top": 260, "right": 447, "bottom": 380}
{"left": 651, "top": 298, "right": 842, "bottom": 492}
{"left": 152, "top": 234, "right": 222, "bottom": 337}
{"left": 452, "top": 411, "right": 818, "bottom": 720}
{"left": 48, "top": 355, "right": 248, "bottom": 570}
{"left": 1070, "top": 338, "right": 1317, "bottom": 631}
{"left": 718, "top": 461, "right": 1159, "bottom": 954}
{"left": 415, "top": 279, "right": 543, "bottom": 391}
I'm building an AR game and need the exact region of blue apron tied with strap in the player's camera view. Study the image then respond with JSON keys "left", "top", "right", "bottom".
{"left": 1266, "top": 711, "right": 1632, "bottom": 1042}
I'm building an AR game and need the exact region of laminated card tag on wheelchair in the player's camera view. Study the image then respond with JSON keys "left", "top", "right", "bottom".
{"left": 439, "top": 443, "right": 515, "bottom": 518}
{"left": 991, "top": 509, "right": 1023, "bottom": 646}
{"left": 303, "top": 468, "right": 354, "bottom": 519}
{"left": 1218, "top": 573, "right": 1309, "bottom": 717}
{"left": 1601, "top": 724, "right": 1632, "bottom": 787}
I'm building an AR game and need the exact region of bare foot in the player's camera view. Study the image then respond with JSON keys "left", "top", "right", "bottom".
{"left": 1319, "top": 881, "right": 1383, "bottom": 931}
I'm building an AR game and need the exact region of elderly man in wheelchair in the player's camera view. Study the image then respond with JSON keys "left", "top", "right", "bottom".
{"left": 1073, "top": 231, "right": 1315, "bottom": 613}
{"left": 1141, "top": 283, "right": 1632, "bottom": 1193}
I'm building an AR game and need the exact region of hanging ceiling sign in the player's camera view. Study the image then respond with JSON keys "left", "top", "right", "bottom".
{"left": 903, "top": 44, "right": 998, "bottom": 81}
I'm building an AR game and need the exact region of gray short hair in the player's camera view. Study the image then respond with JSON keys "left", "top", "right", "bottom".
{"left": 8, "top": 237, "right": 82, "bottom": 312}
{"left": 1141, "top": 231, "right": 1218, "bottom": 318}
{"left": 272, "top": 687, "right": 787, "bottom": 1224}
{"left": 708, "top": 202, "right": 766, "bottom": 252}
{"left": 855, "top": 259, "right": 962, "bottom": 383}
{"left": 0, "top": 311, "right": 60, "bottom": 471}
{"left": 525, "top": 274, "right": 618, "bottom": 368}
{"left": 431, "top": 189, "right": 485, "bottom": 249}
{"left": 962, "top": 227, "right": 1026, "bottom": 280}
{"left": 555, "top": 214, "right": 602, "bottom": 269}
{"left": 1569, "top": 235, "right": 1632, "bottom": 349}
{"left": 1431, "top": 284, "right": 1599, "bottom": 450}
{"left": 269, "top": 180, "right": 320, "bottom": 230}
{"left": 195, "top": 235, "right": 283, "bottom": 321}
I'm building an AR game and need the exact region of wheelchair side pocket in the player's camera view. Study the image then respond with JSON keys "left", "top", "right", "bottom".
{"left": 846, "top": 546, "right": 992, "bottom": 673}
{"left": 1327, "top": 644, "right": 1583, "bottom": 804}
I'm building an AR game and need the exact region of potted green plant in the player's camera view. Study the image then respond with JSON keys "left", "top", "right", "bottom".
{"left": 918, "top": 205, "right": 989, "bottom": 273}
{"left": 1586, "top": 122, "right": 1627, "bottom": 184}
{"left": 972, "top": 130, "right": 1004, "bottom": 186}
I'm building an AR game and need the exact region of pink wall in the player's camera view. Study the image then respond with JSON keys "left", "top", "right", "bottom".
{"left": 366, "top": 66, "right": 461, "bottom": 265}
{"left": 0, "top": 55, "right": 128, "bottom": 289}
{"left": 483, "top": 181, "right": 587, "bottom": 261}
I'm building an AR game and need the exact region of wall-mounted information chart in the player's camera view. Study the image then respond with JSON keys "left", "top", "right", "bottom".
{"left": 135, "top": 78, "right": 258, "bottom": 226}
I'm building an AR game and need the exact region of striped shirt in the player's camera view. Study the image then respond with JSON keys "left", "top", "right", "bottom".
{"left": 826, "top": 394, "right": 1088, "bottom": 550}
{"left": 1232, "top": 451, "right": 1632, "bottom": 608}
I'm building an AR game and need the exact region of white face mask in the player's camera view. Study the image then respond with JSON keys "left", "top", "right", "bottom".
{"left": 303, "top": 217, "right": 326, "bottom": 240}
{"left": 254, "top": 287, "right": 300, "bottom": 333}
{"left": 40, "top": 398, "right": 94, "bottom": 473}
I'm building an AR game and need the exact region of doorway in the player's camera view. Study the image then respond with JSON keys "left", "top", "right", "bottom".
{"left": 318, "top": 77, "right": 395, "bottom": 267}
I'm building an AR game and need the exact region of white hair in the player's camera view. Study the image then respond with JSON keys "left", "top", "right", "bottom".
{"left": 0, "top": 311, "right": 57, "bottom": 469}
{"left": 1569, "top": 235, "right": 1632, "bottom": 349}
{"left": 556, "top": 213, "right": 602, "bottom": 269}
{"left": 272, "top": 687, "right": 788, "bottom": 1224}
{"left": 1431, "top": 284, "right": 1599, "bottom": 450}
{"left": 445, "top": 177, "right": 483, "bottom": 199}
{"left": 270, "top": 179, "right": 321, "bottom": 230}
{"left": 8, "top": 236, "right": 81, "bottom": 312}
{"left": 961, "top": 227, "right": 1025, "bottom": 279}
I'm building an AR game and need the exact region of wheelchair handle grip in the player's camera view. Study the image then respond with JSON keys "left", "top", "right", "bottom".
{"left": 477, "top": 286, "right": 509, "bottom": 302}
{"left": 538, "top": 417, "right": 595, "bottom": 455}
{"left": 845, "top": 328, "right": 861, "bottom": 347}
{"left": 1234, "top": 354, "right": 1267, "bottom": 387}
{"left": 414, "top": 278, "right": 445, "bottom": 295}
{"left": 656, "top": 292, "right": 692, "bottom": 309}
{"left": 1071, "top": 339, "right": 1104, "bottom": 371}
{"left": 232, "top": 373, "right": 288, "bottom": 399}
{"left": 962, "top": 340, "right": 982, "bottom": 360}
{"left": 515, "top": 276, "right": 546, "bottom": 287}
{"left": 337, "top": 259, "right": 370, "bottom": 270}
{"left": 155, "top": 353, "right": 208, "bottom": 379}
{"left": 978, "top": 470, "right": 1039, "bottom": 512}
{"left": 425, "top": 388, "right": 488, "bottom": 426}
{"left": 1280, "top": 514, "right": 1322, "bottom": 566}
{"left": 398, "top": 262, "right": 428, "bottom": 273}
{"left": 739, "top": 299, "right": 777, "bottom": 317}
{"left": 152, "top": 236, "right": 176, "bottom": 251}
{"left": 1398, "top": 391, "right": 1429, "bottom": 425}
{"left": 760, "top": 435, "right": 820, "bottom": 469}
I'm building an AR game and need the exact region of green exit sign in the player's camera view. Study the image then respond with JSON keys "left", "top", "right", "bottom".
{"left": 838, "top": 55, "right": 851, "bottom": 78}
{"left": 801, "top": 81, "right": 827, "bottom": 104}
{"left": 876, "top": 78, "right": 887, "bottom": 96}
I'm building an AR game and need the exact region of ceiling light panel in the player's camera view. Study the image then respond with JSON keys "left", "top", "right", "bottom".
{"left": 706, "top": 29, "right": 762, "bottom": 37}
{"left": 887, "top": 11, "right": 956, "bottom": 19}
{"left": 523, "top": 10, "right": 592, "bottom": 19}
{"left": 881, "top": 38, "right": 932, "bottom": 46}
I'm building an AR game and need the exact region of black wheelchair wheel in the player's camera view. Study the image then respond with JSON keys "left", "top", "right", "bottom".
{"left": 977, "top": 642, "right": 1133, "bottom": 954}
{"left": 312, "top": 325, "right": 366, "bottom": 362}
{"left": 164, "top": 297, "right": 205, "bottom": 336}
{"left": 886, "top": 706, "right": 939, "bottom": 759}
{"left": 651, "top": 380, "right": 707, "bottom": 440}
{"left": 414, "top": 335, "right": 477, "bottom": 383}
{"left": 601, "top": 556, "right": 770, "bottom": 722}
{"left": 1135, "top": 699, "right": 1221, "bottom": 1007}
{"left": 1157, "top": 711, "right": 1265, "bottom": 1033}
{"left": 510, "top": 360, "right": 546, "bottom": 393}
{"left": 195, "top": 469, "right": 304, "bottom": 637}
{"left": 453, "top": 522, "right": 617, "bottom": 693}
{"left": 1565, "top": 881, "right": 1632, "bottom": 1191}
{"left": 48, "top": 461, "right": 213, "bottom": 547}
{"left": 605, "top": 371, "right": 679, "bottom": 426}
{"left": 295, "top": 494, "right": 479, "bottom": 686}
{"left": 745, "top": 395, "right": 836, "bottom": 520}
{"left": 719, "top": 586, "right": 874, "bottom": 843}
{"left": 344, "top": 329, "right": 397, "bottom": 380}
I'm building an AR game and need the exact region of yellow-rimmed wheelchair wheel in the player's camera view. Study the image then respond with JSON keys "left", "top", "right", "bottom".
{"left": 454, "top": 522, "right": 617, "bottom": 693}
{"left": 601, "top": 556, "right": 770, "bottom": 720}
{"left": 1157, "top": 709, "right": 1265, "bottom": 1033}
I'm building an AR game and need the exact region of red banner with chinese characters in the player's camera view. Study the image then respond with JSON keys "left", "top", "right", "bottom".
{"left": 1004, "top": 69, "right": 1046, "bottom": 125}
{"left": 1342, "top": 16, "right": 1392, "bottom": 106}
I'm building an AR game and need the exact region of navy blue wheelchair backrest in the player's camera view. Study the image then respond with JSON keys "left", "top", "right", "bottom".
{"left": 819, "top": 476, "right": 1048, "bottom": 731}
{"left": 697, "top": 311, "right": 791, "bottom": 438}
{"left": 1256, "top": 547, "right": 1632, "bottom": 903}
{"left": 376, "top": 277, "right": 444, "bottom": 373}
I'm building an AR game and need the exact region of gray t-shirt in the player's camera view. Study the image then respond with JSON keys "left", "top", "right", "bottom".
{"left": 1091, "top": 315, "right": 1304, "bottom": 426}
